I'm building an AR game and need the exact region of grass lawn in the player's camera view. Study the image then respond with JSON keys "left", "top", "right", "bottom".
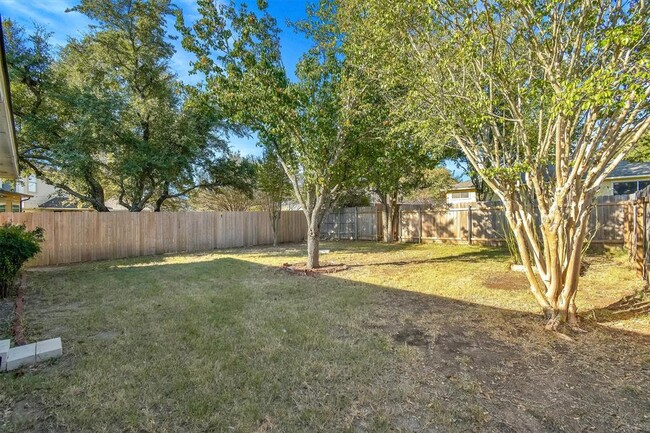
{"left": 1, "top": 242, "right": 648, "bottom": 432}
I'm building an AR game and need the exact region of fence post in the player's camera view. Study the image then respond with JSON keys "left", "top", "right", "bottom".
{"left": 354, "top": 207, "right": 358, "bottom": 241}
{"left": 418, "top": 206, "right": 423, "bottom": 244}
{"left": 468, "top": 205, "right": 473, "bottom": 245}
{"left": 375, "top": 207, "right": 379, "bottom": 242}
{"left": 642, "top": 197, "right": 648, "bottom": 280}
{"left": 398, "top": 207, "right": 402, "bottom": 242}
{"left": 635, "top": 201, "right": 644, "bottom": 277}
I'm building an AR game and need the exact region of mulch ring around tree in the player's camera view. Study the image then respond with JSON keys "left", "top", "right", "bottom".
{"left": 280, "top": 262, "right": 349, "bottom": 276}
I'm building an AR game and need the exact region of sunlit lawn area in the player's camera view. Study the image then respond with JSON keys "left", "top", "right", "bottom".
{"left": 1, "top": 242, "right": 648, "bottom": 432}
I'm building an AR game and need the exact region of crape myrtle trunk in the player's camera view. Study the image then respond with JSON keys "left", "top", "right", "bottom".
{"left": 503, "top": 191, "right": 595, "bottom": 329}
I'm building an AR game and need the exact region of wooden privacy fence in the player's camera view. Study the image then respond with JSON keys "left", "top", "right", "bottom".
{"left": 0, "top": 211, "right": 307, "bottom": 267}
{"left": 625, "top": 191, "right": 650, "bottom": 280}
{"left": 320, "top": 206, "right": 382, "bottom": 240}
{"left": 399, "top": 200, "right": 629, "bottom": 245}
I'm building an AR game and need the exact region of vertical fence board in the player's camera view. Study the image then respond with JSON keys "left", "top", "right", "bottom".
{"left": 0, "top": 210, "right": 307, "bottom": 267}
{"left": 0, "top": 199, "right": 628, "bottom": 268}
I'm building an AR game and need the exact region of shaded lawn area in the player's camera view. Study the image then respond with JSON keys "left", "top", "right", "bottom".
{"left": 1, "top": 242, "right": 648, "bottom": 432}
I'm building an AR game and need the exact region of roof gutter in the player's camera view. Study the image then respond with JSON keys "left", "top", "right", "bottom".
{"left": 0, "top": 16, "right": 19, "bottom": 178}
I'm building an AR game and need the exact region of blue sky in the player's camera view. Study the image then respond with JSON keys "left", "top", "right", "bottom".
{"left": 0, "top": 0, "right": 466, "bottom": 179}
{"left": 0, "top": 0, "right": 311, "bottom": 158}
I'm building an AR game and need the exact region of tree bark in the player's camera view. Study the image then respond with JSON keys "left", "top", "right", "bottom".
{"left": 502, "top": 191, "right": 594, "bottom": 330}
{"left": 271, "top": 210, "right": 280, "bottom": 247}
{"left": 306, "top": 222, "right": 320, "bottom": 269}
{"left": 380, "top": 192, "right": 399, "bottom": 242}
{"left": 304, "top": 201, "right": 327, "bottom": 269}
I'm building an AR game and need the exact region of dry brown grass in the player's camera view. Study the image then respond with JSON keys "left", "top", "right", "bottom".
{"left": 0, "top": 241, "right": 648, "bottom": 432}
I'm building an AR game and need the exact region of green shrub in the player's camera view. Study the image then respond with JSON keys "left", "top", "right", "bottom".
{"left": 499, "top": 219, "right": 522, "bottom": 265}
{"left": 0, "top": 223, "right": 44, "bottom": 298}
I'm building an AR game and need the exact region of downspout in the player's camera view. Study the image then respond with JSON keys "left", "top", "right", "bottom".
{"left": 20, "top": 195, "right": 30, "bottom": 212}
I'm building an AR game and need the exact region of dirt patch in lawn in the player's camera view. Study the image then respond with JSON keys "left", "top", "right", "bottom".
{"left": 393, "top": 323, "right": 430, "bottom": 347}
{"left": 2, "top": 244, "right": 648, "bottom": 433}
{"left": 482, "top": 270, "right": 529, "bottom": 290}
{"left": 367, "top": 288, "right": 650, "bottom": 433}
{"left": 280, "top": 262, "right": 349, "bottom": 276}
{"left": 2, "top": 399, "right": 47, "bottom": 433}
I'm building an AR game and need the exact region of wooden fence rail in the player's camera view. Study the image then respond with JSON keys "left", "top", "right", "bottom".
{"left": 624, "top": 193, "right": 650, "bottom": 280}
{"left": 399, "top": 201, "right": 629, "bottom": 245}
{"left": 322, "top": 199, "right": 629, "bottom": 246}
{"left": 0, "top": 211, "right": 307, "bottom": 267}
{"left": 0, "top": 199, "right": 633, "bottom": 267}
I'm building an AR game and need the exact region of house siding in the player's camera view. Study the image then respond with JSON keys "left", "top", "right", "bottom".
{"left": 598, "top": 176, "right": 650, "bottom": 197}
{"left": 0, "top": 191, "right": 23, "bottom": 212}
{"left": 15, "top": 176, "right": 58, "bottom": 210}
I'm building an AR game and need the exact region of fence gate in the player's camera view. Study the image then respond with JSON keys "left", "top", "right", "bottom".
{"left": 320, "top": 207, "right": 379, "bottom": 241}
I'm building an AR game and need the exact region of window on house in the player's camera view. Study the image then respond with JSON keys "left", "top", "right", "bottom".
{"left": 0, "top": 204, "right": 5, "bottom": 213}
{"left": 613, "top": 181, "right": 650, "bottom": 196}
{"left": 613, "top": 181, "right": 638, "bottom": 195}
{"left": 639, "top": 181, "right": 650, "bottom": 193}
{"left": 450, "top": 192, "right": 470, "bottom": 200}
{"left": 28, "top": 175, "right": 37, "bottom": 193}
{"left": 12, "top": 204, "right": 20, "bottom": 212}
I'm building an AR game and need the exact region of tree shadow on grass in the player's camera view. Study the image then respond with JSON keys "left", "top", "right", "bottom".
{"left": 8, "top": 255, "right": 650, "bottom": 433}
{"left": 37, "top": 241, "right": 509, "bottom": 272}
{"left": 347, "top": 248, "right": 510, "bottom": 268}
{"left": 586, "top": 286, "right": 650, "bottom": 322}
{"left": 214, "top": 240, "right": 423, "bottom": 258}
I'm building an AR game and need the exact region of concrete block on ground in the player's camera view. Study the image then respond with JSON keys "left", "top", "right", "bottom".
{"left": 319, "top": 249, "right": 330, "bottom": 254}
{"left": 6, "top": 343, "right": 36, "bottom": 371}
{"left": 0, "top": 339, "right": 9, "bottom": 372}
{"left": 36, "top": 338, "right": 63, "bottom": 362}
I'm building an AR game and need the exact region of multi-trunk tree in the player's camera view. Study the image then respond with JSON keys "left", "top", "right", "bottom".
{"left": 345, "top": 0, "right": 650, "bottom": 328}
{"left": 362, "top": 132, "right": 439, "bottom": 242}
{"left": 179, "top": 0, "right": 364, "bottom": 268}
{"left": 342, "top": 74, "right": 442, "bottom": 242}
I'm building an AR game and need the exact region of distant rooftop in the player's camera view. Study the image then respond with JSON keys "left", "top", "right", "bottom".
{"left": 607, "top": 160, "right": 650, "bottom": 179}
{"left": 39, "top": 195, "right": 91, "bottom": 210}
{"left": 449, "top": 161, "right": 650, "bottom": 191}
{"left": 449, "top": 180, "right": 474, "bottom": 190}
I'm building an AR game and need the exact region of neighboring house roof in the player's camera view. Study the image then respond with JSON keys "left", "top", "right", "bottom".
{"left": 448, "top": 180, "right": 475, "bottom": 191}
{"left": 39, "top": 196, "right": 91, "bottom": 210}
{"left": 606, "top": 161, "right": 650, "bottom": 179}
{"left": 0, "top": 19, "right": 19, "bottom": 179}
{"left": 448, "top": 161, "right": 650, "bottom": 193}
{"left": 0, "top": 188, "right": 31, "bottom": 198}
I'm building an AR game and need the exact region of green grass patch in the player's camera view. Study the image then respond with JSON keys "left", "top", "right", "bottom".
{"left": 1, "top": 242, "right": 648, "bottom": 432}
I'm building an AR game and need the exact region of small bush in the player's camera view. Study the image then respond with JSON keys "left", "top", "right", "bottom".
{"left": 0, "top": 223, "right": 44, "bottom": 298}
{"left": 500, "top": 220, "right": 522, "bottom": 265}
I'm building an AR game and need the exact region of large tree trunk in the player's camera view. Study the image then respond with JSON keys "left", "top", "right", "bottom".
{"left": 153, "top": 196, "right": 166, "bottom": 212}
{"left": 381, "top": 192, "right": 399, "bottom": 242}
{"left": 306, "top": 224, "right": 320, "bottom": 269}
{"left": 91, "top": 202, "right": 111, "bottom": 212}
{"left": 153, "top": 184, "right": 170, "bottom": 212}
{"left": 305, "top": 204, "right": 326, "bottom": 269}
